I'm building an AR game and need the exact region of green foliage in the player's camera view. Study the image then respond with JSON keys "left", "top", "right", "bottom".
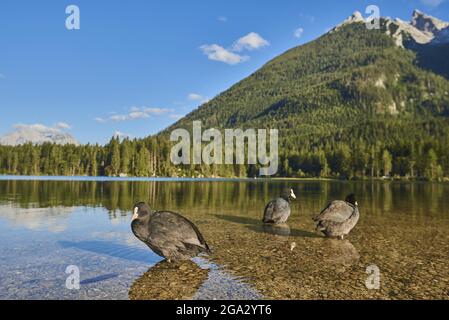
{"left": 1, "top": 23, "right": 449, "bottom": 180}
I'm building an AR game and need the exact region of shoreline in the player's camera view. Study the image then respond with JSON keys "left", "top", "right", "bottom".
{"left": 0, "top": 175, "right": 447, "bottom": 183}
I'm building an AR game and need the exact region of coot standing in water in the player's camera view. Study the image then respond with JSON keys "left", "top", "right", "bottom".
{"left": 263, "top": 188, "right": 296, "bottom": 224}
{"left": 313, "top": 194, "right": 360, "bottom": 239}
{"left": 131, "top": 202, "right": 211, "bottom": 262}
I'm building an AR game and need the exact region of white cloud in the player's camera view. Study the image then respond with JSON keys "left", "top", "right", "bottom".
{"left": 95, "top": 117, "right": 106, "bottom": 123}
{"left": 110, "top": 114, "right": 129, "bottom": 122}
{"left": 218, "top": 16, "right": 228, "bottom": 22}
{"left": 188, "top": 93, "right": 210, "bottom": 104}
{"left": 14, "top": 123, "right": 58, "bottom": 133}
{"left": 97, "top": 107, "right": 176, "bottom": 123}
{"left": 420, "top": 0, "right": 445, "bottom": 6}
{"left": 200, "top": 44, "right": 248, "bottom": 65}
{"left": 142, "top": 107, "right": 173, "bottom": 115}
{"left": 188, "top": 93, "right": 203, "bottom": 101}
{"left": 55, "top": 122, "right": 72, "bottom": 129}
{"left": 232, "top": 32, "right": 270, "bottom": 51}
{"left": 10, "top": 123, "right": 74, "bottom": 134}
{"left": 128, "top": 111, "right": 150, "bottom": 120}
{"left": 293, "top": 27, "right": 304, "bottom": 38}
{"left": 200, "top": 32, "right": 269, "bottom": 65}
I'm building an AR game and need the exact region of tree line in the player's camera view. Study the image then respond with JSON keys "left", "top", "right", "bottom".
{"left": 0, "top": 125, "right": 447, "bottom": 181}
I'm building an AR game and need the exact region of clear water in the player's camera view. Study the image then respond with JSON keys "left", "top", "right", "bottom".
{"left": 0, "top": 177, "right": 448, "bottom": 299}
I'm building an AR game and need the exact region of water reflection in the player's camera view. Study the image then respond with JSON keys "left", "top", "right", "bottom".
{"left": 320, "top": 239, "right": 360, "bottom": 267}
{"left": 129, "top": 260, "right": 209, "bottom": 300}
{"left": 0, "top": 205, "right": 72, "bottom": 232}
{"left": 129, "top": 258, "right": 263, "bottom": 300}
{"left": 215, "top": 214, "right": 260, "bottom": 225}
{"left": 252, "top": 224, "right": 320, "bottom": 238}
{"left": 0, "top": 180, "right": 446, "bottom": 218}
{"left": 261, "top": 223, "right": 291, "bottom": 236}
{"left": 0, "top": 179, "right": 448, "bottom": 299}
{"left": 215, "top": 214, "right": 319, "bottom": 238}
{"left": 58, "top": 240, "right": 161, "bottom": 264}
{"left": 0, "top": 179, "right": 447, "bottom": 220}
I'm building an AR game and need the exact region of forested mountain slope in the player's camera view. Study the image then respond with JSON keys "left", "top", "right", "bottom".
{"left": 162, "top": 21, "right": 449, "bottom": 179}
{"left": 1, "top": 12, "right": 449, "bottom": 179}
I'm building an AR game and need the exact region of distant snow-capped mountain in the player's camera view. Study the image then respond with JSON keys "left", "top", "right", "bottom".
{"left": 0, "top": 124, "right": 79, "bottom": 146}
{"left": 332, "top": 9, "right": 449, "bottom": 47}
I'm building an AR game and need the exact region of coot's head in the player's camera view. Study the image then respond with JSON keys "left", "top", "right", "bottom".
{"left": 345, "top": 194, "right": 358, "bottom": 206}
{"left": 281, "top": 188, "right": 296, "bottom": 201}
{"left": 132, "top": 202, "right": 152, "bottom": 222}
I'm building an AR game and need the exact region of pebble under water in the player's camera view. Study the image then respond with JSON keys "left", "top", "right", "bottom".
{"left": 0, "top": 178, "right": 447, "bottom": 299}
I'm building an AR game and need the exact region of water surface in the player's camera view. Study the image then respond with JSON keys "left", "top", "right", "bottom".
{"left": 0, "top": 178, "right": 447, "bottom": 299}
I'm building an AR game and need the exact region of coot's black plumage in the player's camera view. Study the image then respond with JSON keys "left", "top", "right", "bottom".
{"left": 131, "top": 202, "right": 211, "bottom": 262}
{"left": 313, "top": 194, "right": 360, "bottom": 239}
{"left": 263, "top": 188, "right": 296, "bottom": 224}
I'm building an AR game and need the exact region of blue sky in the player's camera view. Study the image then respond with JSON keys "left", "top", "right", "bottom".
{"left": 1, "top": 0, "right": 448, "bottom": 144}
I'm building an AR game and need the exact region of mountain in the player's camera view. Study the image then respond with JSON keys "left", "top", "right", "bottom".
{"left": 396, "top": 10, "right": 449, "bottom": 79}
{"left": 371, "top": 9, "right": 449, "bottom": 46}
{"left": 1, "top": 10, "right": 448, "bottom": 180}
{"left": 349, "top": 9, "right": 449, "bottom": 78}
{"left": 162, "top": 10, "right": 449, "bottom": 179}
{"left": 410, "top": 9, "right": 449, "bottom": 44}
{"left": 329, "top": 10, "right": 449, "bottom": 47}
{"left": 166, "top": 10, "right": 449, "bottom": 130}
{"left": 0, "top": 124, "right": 79, "bottom": 146}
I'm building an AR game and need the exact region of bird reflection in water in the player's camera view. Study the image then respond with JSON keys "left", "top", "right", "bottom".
{"left": 128, "top": 260, "right": 209, "bottom": 300}
{"left": 262, "top": 223, "right": 291, "bottom": 236}
{"left": 320, "top": 239, "right": 360, "bottom": 268}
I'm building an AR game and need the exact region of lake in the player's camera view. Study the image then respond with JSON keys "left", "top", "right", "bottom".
{"left": 0, "top": 177, "right": 447, "bottom": 299}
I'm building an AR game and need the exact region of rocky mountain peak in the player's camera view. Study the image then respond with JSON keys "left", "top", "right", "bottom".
{"left": 346, "top": 11, "right": 364, "bottom": 23}
{"left": 330, "top": 11, "right": 364, "bottom": 32}
{"left": 0, "top": 124, "right": 79, "bottom": 146}
{"left": 331, "top": 9, "right": 449, "bottom": 47}
{"left": 411, "top": 9, "right": 449, "bottom": 34}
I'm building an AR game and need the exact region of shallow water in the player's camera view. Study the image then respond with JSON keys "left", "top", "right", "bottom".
{"left": 0, "top": 178, "right": 447, "bottom": 299}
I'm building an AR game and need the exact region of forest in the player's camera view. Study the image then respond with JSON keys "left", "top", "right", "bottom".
{"left": 1, "top": 23, "right": 449, "bottom": 181}
{"left": 0, "top": 126, "right": 447, "bottom": 180}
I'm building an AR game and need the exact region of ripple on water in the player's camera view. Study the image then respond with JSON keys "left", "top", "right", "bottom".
{"left": 0, "top": 179, "right": 448, "bottom": 300}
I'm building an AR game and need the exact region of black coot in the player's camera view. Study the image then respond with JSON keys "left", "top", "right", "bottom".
{"left": 263, "top": 188, "right": 296, "bottom": 224}
{"left": 131, "top": 202, "right": 211, "bottom": 262}
{"left": 313, "top": 194, "right": 360, "bottom": 239}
